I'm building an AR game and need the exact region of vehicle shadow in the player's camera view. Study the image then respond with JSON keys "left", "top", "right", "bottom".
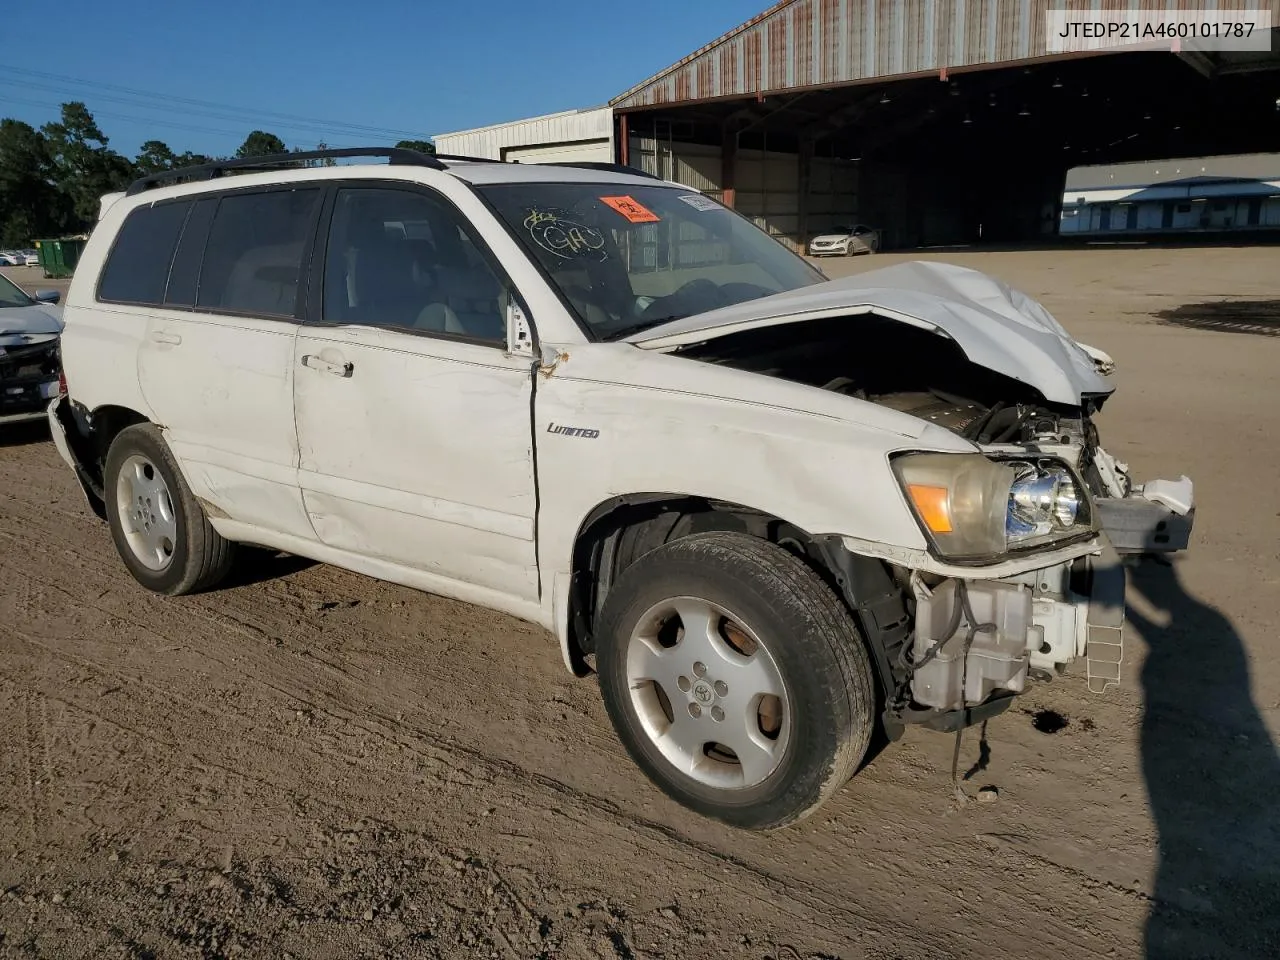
{"left": 0, "top": 422, "right": 51, "bottom": 447}
{"left": 218, "top": 548, "right": 317, "bottom": 590}
{"left": 1126, "top": 561, "right": 1280, "bottom": 958}
{"left": 1153, "top": 299, "right": 1280, "bottom": 337}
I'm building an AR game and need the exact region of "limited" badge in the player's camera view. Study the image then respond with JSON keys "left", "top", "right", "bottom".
{"left": 546, "top": 422, "right": 600, "bottom": 439}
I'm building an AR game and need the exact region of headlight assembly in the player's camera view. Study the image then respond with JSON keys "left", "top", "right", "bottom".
{"left": 892, "top": 453, "right": 1012, "bottom": 558}
{"left": 1005, "top": 460, "right": 1087, "bottom": 547}
{"left": 893, "top": 453, "right": 1092, "bottom": 560}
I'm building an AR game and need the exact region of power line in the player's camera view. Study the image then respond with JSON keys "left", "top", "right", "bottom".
{"left": 0, "top": 83, "right": 405, "bottom": 145}
{"left": 0, "top": 77, "right": 402, "bottom": 140}
{"left": 0, "top": 63, "right": 426, "bottom": 139}
{"left": 0, "top": 93, "right": 331, "bottom": 144}
{"left": 0, "top": 63, "right": 428, "bottom": 141}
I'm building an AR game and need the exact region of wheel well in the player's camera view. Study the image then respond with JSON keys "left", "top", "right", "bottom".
{"left": 90, "top": 405, "right": 150, "bottom": 449}
{"left": 565, "top": 496, "right": 912, "bottom": 707}
{"left": 64, "top": 402, "right": 151, "bottom": 500}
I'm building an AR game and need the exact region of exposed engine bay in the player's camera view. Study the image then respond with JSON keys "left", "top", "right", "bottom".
{"left": 677, "top": 311, "right": 1192, "bottom": 723}
{"left": 675, "top": 312, "right": 1127, "bottom": 497}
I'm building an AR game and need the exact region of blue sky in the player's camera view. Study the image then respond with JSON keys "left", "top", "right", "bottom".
{"left": 1, "top": 0, "right": 763, "bottom": 158}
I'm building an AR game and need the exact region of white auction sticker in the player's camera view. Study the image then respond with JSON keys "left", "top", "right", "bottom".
{"left": 677, "top": 194, "right": 721, "bottom": 212}
{"left": 1046, "top": 8, "right": 1273, "bottom": 53}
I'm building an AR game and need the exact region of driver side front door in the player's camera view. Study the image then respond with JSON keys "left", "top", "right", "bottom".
{"left": 292, "top": 183, "right": 539, "bottom": 604}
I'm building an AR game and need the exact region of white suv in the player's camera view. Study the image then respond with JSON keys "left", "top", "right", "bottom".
{"left": 49, "top": 148, "right": 1194, "bottom": 829}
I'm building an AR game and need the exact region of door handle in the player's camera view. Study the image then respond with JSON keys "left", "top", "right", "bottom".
{"left": 150, "top": 330, "right": 182, "bottom": 345}
{"left": 301, "top": 354, "right": 354, "bottom": 378}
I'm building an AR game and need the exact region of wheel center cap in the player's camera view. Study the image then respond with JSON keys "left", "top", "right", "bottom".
{"left": 691, "top": 680, "right": 716, "bottom": 705}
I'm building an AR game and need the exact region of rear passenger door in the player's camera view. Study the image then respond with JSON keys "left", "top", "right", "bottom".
{"left": 292, "top": 183, "right": 539, "bottom": 601}
{"left": 131, "top": 186, "right": 321, "bottom": 540}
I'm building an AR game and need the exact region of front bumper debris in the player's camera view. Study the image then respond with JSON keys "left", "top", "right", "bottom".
{"left": 905, "top": 557, "right": 1126, "bottom": 718}
{"left": 1082, "top": 542, "right": 1126, "bottom": 694}
{"left": 1094, "top": 475, "right": 1195, "bottom": 554}
{"left": 900, "top": 475, "right": 1195, "bottom": 720}
{"left": 874, "top": 440, "right": 1195, "bottom": 731}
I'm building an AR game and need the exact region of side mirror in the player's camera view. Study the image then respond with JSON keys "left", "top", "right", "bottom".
{"left": 506, "top": 298, "right": 534, "bottom": 357}
{"left": 34, "top": 290, "right": 60, "bottom": 304}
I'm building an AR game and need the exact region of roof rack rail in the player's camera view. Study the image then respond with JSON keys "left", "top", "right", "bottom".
{"left": 125, "top": 147, "right": 446, "bottom": 196}
{"left": 432, "top": 153, "right": 512, "bottom": 164}
{"left": 540, "top": 161, "right": 665, "bottom": 180}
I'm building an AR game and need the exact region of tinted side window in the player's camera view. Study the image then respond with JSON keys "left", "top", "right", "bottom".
{"left": 197, "top": 188, "right": 320, "bottom": 317}
{"left": 97, "top": 201, "right": 191, "bottom": 305}
{"left": 322, "top": 187, "right": 506, "bottom": 343}
{"left": 164, "top": 198, "right": 217, "bottom": 307}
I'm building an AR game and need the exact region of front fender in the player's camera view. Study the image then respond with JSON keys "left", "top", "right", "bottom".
{"left": 531, "top": 343, "right": 976, "bottom": 673}
{"left": 537, "top": 389, "right": 938, "bottom": 579}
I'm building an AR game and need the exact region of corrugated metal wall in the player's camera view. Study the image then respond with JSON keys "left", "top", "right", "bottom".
{"left": 433, "top": 107, "right": 613, "bottom": 160}
{"left": 809, "top": 156, "right": 863, "bottom": 233}
{"left": 629, "top": 139, "right": 724, "bottom": 195}
{"left": 504, "top": 142, "right": 612, "bottom": 164}
{"left": 612, "top": 0, "right": 1278, "bottom": 109}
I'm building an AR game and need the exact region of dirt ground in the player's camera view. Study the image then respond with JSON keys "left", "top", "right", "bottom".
{"left": 2, "top": 246, "right": 1278, "bottom": 960}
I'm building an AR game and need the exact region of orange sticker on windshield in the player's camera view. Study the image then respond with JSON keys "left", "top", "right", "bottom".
{"left": 600, "top": 195, "right": 660, "bottom": 223}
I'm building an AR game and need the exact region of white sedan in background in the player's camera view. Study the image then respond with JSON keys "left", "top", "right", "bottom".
{"left": 808, "top": 224, "right": 880, "bottom": 257}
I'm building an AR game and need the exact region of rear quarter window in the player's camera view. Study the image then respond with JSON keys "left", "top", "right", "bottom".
{"left": 164, "top": 198, "right": 218, "bottom": 308}
{"left": 96, "top": 201, "right": 192, "bottom": 305}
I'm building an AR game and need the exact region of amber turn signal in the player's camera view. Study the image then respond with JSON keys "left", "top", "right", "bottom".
{"left": 906, "top": 484, "right": 954, "bottom": 533}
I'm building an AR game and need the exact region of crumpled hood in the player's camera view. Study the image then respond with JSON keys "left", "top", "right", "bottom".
{"left": 626, "top": 261, "right": 1114, "bottom": 406}
{"left": 0, "top": 304, "right": 63, "bottom": 348}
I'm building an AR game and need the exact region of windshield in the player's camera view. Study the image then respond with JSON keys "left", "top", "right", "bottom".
{"left": 478, "top": 182, "right": 825, "bottom": 340}
{"left": 0, "top": 272, "right": 34, "bottom": 308}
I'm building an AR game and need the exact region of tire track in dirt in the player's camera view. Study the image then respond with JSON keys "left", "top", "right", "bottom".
{"left": 2, "top": 664, "right": 926, "bottom": 960}
{"left": 7, "top": 450, "right": 1141, "bottom": 960}
{"left": 19, "top": 690, "right": 44, "bottom": 846}
{"left": 10, "top": 248, "right": 1280, "bottom": 957}
{"left": 7, "top": 531, "right": 1139, "bottom": 930}
{"left": 5, "top": 584, "right": 953, "bottom": 959}
{"left": 0, "top": 438, "right": 1158, "bottom": 960}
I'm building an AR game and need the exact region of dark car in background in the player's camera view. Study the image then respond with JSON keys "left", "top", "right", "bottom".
{"left": 0, "top": 271, "right": 64, "bottom": 426}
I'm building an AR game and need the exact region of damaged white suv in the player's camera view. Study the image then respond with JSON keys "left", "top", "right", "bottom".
{"left": 50, "top": 148, "right": 1194, "bottom": 830}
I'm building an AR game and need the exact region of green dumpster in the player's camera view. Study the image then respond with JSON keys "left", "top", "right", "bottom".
{"left": 34, "top": 238, "right": 87, "bottom": 279}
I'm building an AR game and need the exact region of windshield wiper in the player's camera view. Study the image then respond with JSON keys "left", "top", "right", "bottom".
{"left": 603, "top": 316, "right": 684, "bottom": 342}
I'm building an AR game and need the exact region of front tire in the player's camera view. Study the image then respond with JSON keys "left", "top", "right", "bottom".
{"left": 104, "top": 424, "right": 236, "bottom": 595}
{"left": 596, "top": 532, "right": 875, "bottom": 830}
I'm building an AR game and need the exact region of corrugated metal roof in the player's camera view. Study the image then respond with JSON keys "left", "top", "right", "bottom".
{"left": 610, "top": 0, "right": 1278, "bottom": 109}
{"left": 433, "top": 106, "right": 613, "bottom": 160}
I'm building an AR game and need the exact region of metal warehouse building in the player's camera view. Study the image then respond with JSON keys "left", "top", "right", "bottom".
{"left": 1059, "top": 154, "right": 1280, "bottom": 235}
{"left": 433, "top": 106, "right": 615, "bottom": 165}
{"left": 437, "top": 0, "right": 1280, "bottom": 251}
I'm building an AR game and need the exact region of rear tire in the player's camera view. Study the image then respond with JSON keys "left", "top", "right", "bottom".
{"left": 596, "top": 532, "right": 876, "bottom": 830}
{"left": 104, "top": 424, "right": 236, "bottom": 595}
